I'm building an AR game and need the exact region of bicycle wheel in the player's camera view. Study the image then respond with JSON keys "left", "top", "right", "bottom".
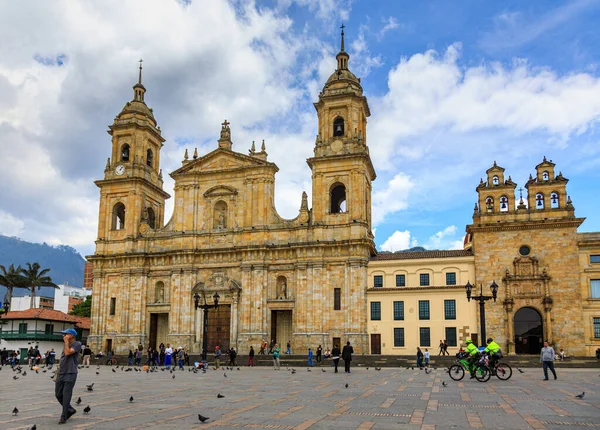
{"left": 448, "top": 364, "right": 465, "bottom": 381}
{"left": 475, "top": 366, "right": 491, "bottom": 382}
{"left": 495, "top": 363, "right": 512, "bottom": 381}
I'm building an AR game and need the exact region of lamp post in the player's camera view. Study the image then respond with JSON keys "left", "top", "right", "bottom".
{"left": 194, "top": 292, "right": 220, "bottom": 363}
{"left": 465, "top": 281, "right": 499, "bottom": 347}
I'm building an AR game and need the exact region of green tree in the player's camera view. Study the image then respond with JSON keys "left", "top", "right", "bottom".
{"left": 0, "top": 263, "right": 28, "bottom": 308}
{"left": 69, "top": 295, "right": 92, "bottom": 317}
{"left": 21, "top": 262, "right": 59, "bottom": 308}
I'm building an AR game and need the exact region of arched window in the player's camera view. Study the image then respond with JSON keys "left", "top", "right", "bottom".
{"left": 112, "top": 203, "right": 126, "bottom": 230}
{"left": 155, "top": 281, "right": 165, "bottom": 303}
{"left": 542, "top": 171, "right": 549, "bottom": 181}
{"left": 492, "top": 176, "right": 499, "bottom": 185}
{"left": 214, "top": 200, "right": 228, "bottom": 229}
{"left": 333, "top": 117, "right": 344, "bottom": 137}
{"left": 550, "top": 192, "right": 559, "bottom": 209}
{"left": 121, "top": 144, "right": 130, "bottom": 162}
{"left": 146, "top": 149, "right": 153, "bottom": 167}
{"left": 147, "top": 207, "right": 156, "bottom": 228}
{"left": 330, "top": 183, "right": 347, "bottom": 213}
{"left": 500, "top": 195, "right": 509, "bottom": 212}
{"left": 485, "top": 197, "right": 494, "bottom": 212}
{"left": 535, "top": 193, "right": 545, "bottom": 209}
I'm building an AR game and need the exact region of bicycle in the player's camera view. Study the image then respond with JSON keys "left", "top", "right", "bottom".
{"left": 105, "top": 357, "right": 118, "bottom": 366}
{"left": 448, "top": 352, "right": 489, "bottom": 382}
{"left": 480, "top": 353, "right": 512, "bottom": 381}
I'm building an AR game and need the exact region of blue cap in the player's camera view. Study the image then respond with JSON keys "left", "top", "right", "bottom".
{"left": 60, "top": 328, "right": 77, "bottom": 336}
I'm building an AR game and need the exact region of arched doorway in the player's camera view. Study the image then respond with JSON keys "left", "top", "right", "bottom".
{"left": 514, "top": 307, "right": 543, "bottom": 354}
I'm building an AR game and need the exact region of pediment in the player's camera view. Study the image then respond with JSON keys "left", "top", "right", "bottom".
{"left": 171, "top": 148, "right": 277, "bottom": 177}
{"left": 204, "top": 185, "right": 238, "bottom": 198}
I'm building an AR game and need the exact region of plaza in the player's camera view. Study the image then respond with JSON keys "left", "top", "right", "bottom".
{"left": 1, "top": 363, "right": 599, "bottom": 429}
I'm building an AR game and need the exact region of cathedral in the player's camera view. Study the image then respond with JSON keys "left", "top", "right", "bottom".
{"left": 88, "top": 31, "right": 376, "bottom": 354}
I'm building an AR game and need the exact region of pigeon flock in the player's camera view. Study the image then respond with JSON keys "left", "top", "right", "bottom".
{"left": 2, "top": 360, "right": 591, "bottom": 427}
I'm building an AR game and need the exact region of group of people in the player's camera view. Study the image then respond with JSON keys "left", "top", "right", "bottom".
{"left": 0, "top": 346, "right": 57, "bottom": 367}
{"left": 438, "top": 339, "right": 450, "bottom": 355}
{"left": 126, "top": 343, "right": 190, "bottom": 369}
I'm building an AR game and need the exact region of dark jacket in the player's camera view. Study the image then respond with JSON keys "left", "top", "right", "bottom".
{"left": 341, "top": 344, "right": 354, "bottom": 361}
{"left": 331, "top": 347, "right": 341, "bottom": 358}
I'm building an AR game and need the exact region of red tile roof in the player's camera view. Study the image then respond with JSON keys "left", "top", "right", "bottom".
{"left": 371, "top": 249, "right": 473, "bottom": 261}
{"left": 0, "top": 308, "right": 90, "bottom": 329}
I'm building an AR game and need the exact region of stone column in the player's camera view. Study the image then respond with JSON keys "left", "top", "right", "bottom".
{"left": 231, "top": 293, "right": 239, "bottom": 349}
{"left": 504, "top": 300, "right": 515, "bottom": 355}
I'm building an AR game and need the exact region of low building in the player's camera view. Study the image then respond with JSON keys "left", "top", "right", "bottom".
{"left": 10, "top": 296, "right": 54, "bottom": 311}
{"left": 367, "top": 250, "right": 477, "bottom": 356}
{"left": 54, "top": 283, "right": 92, "bottom": 313}
{"left": 0, "top": 309, "right": 90, "bottom": 362}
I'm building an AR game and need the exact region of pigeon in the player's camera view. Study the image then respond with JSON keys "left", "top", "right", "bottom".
{"left": 12, "top": 407, "right": 19, "bottom": 416}
{"left": 172, "top": 375, "right": 176, "bottom": 379}
{"left": 575, "top": 392, "right": 585, "bottom": 399}
{"left": 322, "top": 369, "right": 326, "bottom": 373}
{"left": 237, "top": 367, "right": 240, "bottom": 371}
{"left": 112, "top": 368, "right": 116, "bottom": 373}
{"left": 291, "top": 370, "right": 296, "bottom": 374}
{"left": 224, "top": 373, "right": 227, "bottom": 378}
{"left": 425, "top": 369, "right": 431, "bottom": 374}
{"left": 86, "top": 383, "right": 94, "bottom": 392}
{"left": 517, "top": 368, "right": 524, "bottom": 373}
{"left": 411, "top": 367, "right": 414, "bottom": 370}
{"left": 13, "top": 375, "right": 19, "bottom": 380}
{"left": 96, "top": 372, "right": 100, "bottom": 375}
{"left": 375, "top": 367, "right": 382, "bottom": 371}
{"left": 42, "top": 370, "right": 47, "bottom": 373}
{"left": 344, "top": 383, "right": 349, "bottom": 388}
{"left": 366, "top": 367, "right": 369, "bottom": 370}
{"left": 83, "top": 405, "right": 91, "bottom": 414}
{"left": 129, "top": 396, "right": 134, "bottom": 402}
{"left": 28, "top": 425, "right": 36, "bottom": 430}
{"left": 35, "top": 370, "right": 39, "bottom": 374}
{"left": 198, "top": 414, "right": 210, "bottom": 423}
{"left": 217, "top": 393, "right": 225, "bottom": 398}
{"left": 442, "top": 381, "right": 447, "bottom": 387}
{"left": 22, "top": 371, "right": 27, "bottom": 376}
{"left": 76, "top": 397, "right": 82, "bottom": 405}
{"left": 307, "top": 368, "right": 311, "bottom": 372}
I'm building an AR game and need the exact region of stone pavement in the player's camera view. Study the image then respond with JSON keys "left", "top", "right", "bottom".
{"left": 0, "top": 363, "right": 599, "bottom": 429}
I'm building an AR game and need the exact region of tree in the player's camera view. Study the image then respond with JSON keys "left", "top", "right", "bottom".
{"left": 0, "top": 264, "right": 28, "bottom": 307}
{"left": 69, "top": 295, "right": 92, "bottom": 317}
{"left": 21, "top": 262, "right": 59, "bottom": 308}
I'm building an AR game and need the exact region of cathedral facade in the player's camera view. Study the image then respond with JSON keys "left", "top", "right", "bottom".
{"left": 88, "top": 34, "right": 376, "bottom": 355}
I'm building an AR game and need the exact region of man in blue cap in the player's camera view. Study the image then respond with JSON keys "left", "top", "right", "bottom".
{"left": 55, "top": 328, "right": 81, "bottom": 424}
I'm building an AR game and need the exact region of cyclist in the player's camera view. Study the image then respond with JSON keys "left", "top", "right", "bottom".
{"left": 484, "top": 337, "right": 501, "bottom": 368}
{"left": 465, "top": 339, "right": 479, "bottom": 379}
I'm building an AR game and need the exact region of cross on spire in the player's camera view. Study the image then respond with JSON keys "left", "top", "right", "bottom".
{"left": 340, "top": 23, "right": 345, "bottom": 51}
{"left": 138, "top": 58, "right": 143, "bottom": 84}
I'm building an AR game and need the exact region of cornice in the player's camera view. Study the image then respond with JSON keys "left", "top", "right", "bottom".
{"left": 467, "top": 218, "right": 585, "bottom": 233}
{"left": 366, "top": 285, "right": 466, "bottom": 293}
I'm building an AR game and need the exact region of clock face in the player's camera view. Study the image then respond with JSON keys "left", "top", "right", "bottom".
{"left": 115, "top": 165, "right": 125, "bottom": 176}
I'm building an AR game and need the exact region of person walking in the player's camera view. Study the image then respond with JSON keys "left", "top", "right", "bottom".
{"left": 316, "top": 345, "right": 322, "bottom": 364}
{"left": 164, "top": 344, "right": 173, "bottom": 369}
{"left": 228, "top": 347, "right": 237, "bottom": 366}
{"left": 81, "top": 345, "right": 91, "bottom": 367}
{"left": 177, "top": 347, "right": 184, "bottom": 370}
{"left": 272, "top": 343, "right": 281, "bottom": 370}
{"left": 342, "top": 341, "right": 354, "bottom": 373}
{"left": 49, "top": 348, "right": 56, "bottom": 368}
{"left": 331, "top": 344, "right": 341, "bottom": 373}
{"left": 438, "top": 340, "right": 444, "bottom": 356}
{"left": 128, "top": 349, "right": 133, "bottom": 366}
{"left": 417, "top": 347, "right": 424, "bottom": 369}
{"left": 248, "top": 346, "right": 255, "bottom": 367}
{"left": 286, "top": 341, "right": 291, "bottom": 355}
{"left": 307, "top": 348, "right": 314, "bottom": 367}
{"left": 259, "top": 340, "right": 266, "bottom": 355}
{"left": 443, "top": 340, "right": 449, "bottom": 355}
{"left": 55, "top": 328, "right": 82, "bottom": 424}
{"left": 214, "top": 346, "right": 222, "bottom": 369}
{"left": 424, "top": 348, "right": 430, "bottom": 367}
{"left": 540, "top": 341, "right": 557, "bottom": 380}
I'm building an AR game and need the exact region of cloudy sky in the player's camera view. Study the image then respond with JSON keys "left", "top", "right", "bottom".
{"left": 1, "top": 0, "right": 600, "bottom": 257}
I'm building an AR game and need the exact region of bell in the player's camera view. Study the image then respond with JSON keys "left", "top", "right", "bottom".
{"left": 551, "top": 195, "right": 558, "bottom": 204}
{"left": 501, "top": 202, "right": 507, "bottom": 209}
{"left": 336, "top": 125, "right": 342, "bottom": 132}
{"left": 537, "top": 199, "right": 543, "bottom": 207}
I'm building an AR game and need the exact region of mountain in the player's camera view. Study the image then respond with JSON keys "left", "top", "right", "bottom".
{"left": 0, "top": 235, "right": 86, "bottom": 300}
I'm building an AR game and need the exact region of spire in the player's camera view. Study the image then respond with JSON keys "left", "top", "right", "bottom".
{"left": 336, "top": 24, "right": 349, "bottom": 71}
{"left": 138, "top": 58, "right": 143, "bottom": 84}
{"left": 133, "top": 59, "right": 146, "bottom": 102}
{"left": 340, "top": 23, "right": 345, "bottom": 52}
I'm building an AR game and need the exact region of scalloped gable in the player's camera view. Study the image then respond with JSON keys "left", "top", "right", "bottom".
{"left": 170, "top": 148, "right": 278, "bottom": 178}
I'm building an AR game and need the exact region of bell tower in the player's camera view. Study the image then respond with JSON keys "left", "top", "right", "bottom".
{"left": 95, "top": 61, "right": 170, "bottom": 242}
{"left": 307, "top": 26, "right": 376, "bottom": 227}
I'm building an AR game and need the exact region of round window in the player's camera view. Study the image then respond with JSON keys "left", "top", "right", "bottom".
{"left": 519, "top": 245, "right": 531, "bottom": 256}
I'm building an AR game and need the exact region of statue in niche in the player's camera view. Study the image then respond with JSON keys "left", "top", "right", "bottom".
{"left": 218, "top": 210, "right": 225, "bottom": 229}
{"left": 277, "top": 277, "right": 287, "bottom": 299}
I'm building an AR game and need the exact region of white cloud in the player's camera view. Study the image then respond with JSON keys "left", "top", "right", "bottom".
{"left": 423, "top": 225, "right": 459, "bottom": 249}
{"left": 380, "top": 230, "right": 412, "bottom": 252}
{"left": 350, "top": 23, "right": 383, "bottom": 77}
{"left": 275, "top": 0, "right": 352, "bottom": 21}
{"left": 377, "top": 16, "right": 399, "bottom": 40}
{"left": 372, "top": 172, "right": 415, "bottom": 225}
{"left": 0, "top": 210, "right": 25, "bottom": 237}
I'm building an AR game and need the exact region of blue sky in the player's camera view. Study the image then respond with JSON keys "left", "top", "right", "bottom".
{"left": 0, "top": 0, "right": 599, "bottom": 256}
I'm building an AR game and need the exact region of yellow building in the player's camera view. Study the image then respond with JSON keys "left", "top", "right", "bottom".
{"left": 367, "top": 250, "right": 477, "bottom": 355}
{"left": 578, "top": 233, "right": 600, "bottom": 355}
{"left": 88, "top": 33, "right": 376, "bottom": 355}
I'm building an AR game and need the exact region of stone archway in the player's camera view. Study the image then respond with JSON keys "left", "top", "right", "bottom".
{"left": 514, "top": 307, "right": 543, "bottom": 354}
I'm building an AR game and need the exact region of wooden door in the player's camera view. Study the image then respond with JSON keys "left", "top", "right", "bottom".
{"left": 149, "top": 314, "right": 158, "bottom": 349}
{"left": 371, "top": 334, "right": 381, "bottom": 354}
{"left": 207, "top": 304, "right": 230, "bottom": 352}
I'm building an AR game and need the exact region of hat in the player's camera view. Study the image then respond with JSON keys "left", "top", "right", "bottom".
{"left": 60, "top": 328, "right": 77, "bottom": 336}
{"left": 215, "top": 346, "right": 220, "bottom": 349}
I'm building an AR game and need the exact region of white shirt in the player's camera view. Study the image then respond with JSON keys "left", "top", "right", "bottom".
{"left": 424, "top": 351, "right": 430, "bottom": 359}
{"left": 165, "top": 347, "right": 173, "bottom": 355}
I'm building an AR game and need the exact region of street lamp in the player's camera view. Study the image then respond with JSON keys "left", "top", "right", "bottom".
{"left": 465, "top": 281, "right": 499, "bottom": 347}
{"left": 194, "top": 292, "right": 220, "bottom": 363}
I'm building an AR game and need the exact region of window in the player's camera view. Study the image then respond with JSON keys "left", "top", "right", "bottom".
{"left": 485, "top": 197, "right": 494, "bottom": 212}
{"left": 591, "top": 255, "right": 600, "bottom": 264}
{"left": 393, "top": 328, "right": 405, "bottom": 347}
{"left": 419, "top": 328, "right": 430, "bottom": 347}
{"left": 444, "top": 300, "right": 456, "bottom": 320}
{"left": 550, "top": 192, "right": 559, "bottom": 208}
{"left": 333, "top": 117, "right": 344, "bottom": 137}
{"left": 446, "top": 272, "right": 456, "bottom": 285}
{"left": 370, "top": 302, "right": 381, "bottom": 321}
{"left": 330, "top": 183, "right": 346, "bottom": 213}
{"left": 418, "top": 300, "right": 430, "bottom": 320}
{"left": 445, "top": 327, "right": 457, "bottom": 347}
{"left": 45, "top": 323, "right": 54, "bottom": 335}
{"left": 146, "top": 207, "right": 156, "bottom": 229}
{"left": 121, "top": 144, "right": 130, "bottom": 162}
{"left": 591, "top": 280, "right": 600, "bottom": 299}
{"left": 396, "top": 274, "right": 405, "bottom": 287}
{"left": 393, "top": 301, "right": 404, "bottom": 320}
{"left": 519, "top": 245, "right": 531, "bottom": 256}
{"left": 109, "top": 297, "right": 116, "bottom": 316}
{"left": 146, "top": 148, "right": 153, "bottom": 167}
{"left": 112, "top": 203, "right": 126, "bottom": 230}
{"left": 373, "top": 275, "right": 383, "bottom": 288}
{"left": 492, "top": 175, "right": 499, "bottom": 185}
{"left": 18, "top": 323, "right": 28, "bottom": 334}
{"left": 535, "top": 193, "right": 545, "bottom": 209}
{"left": 594, "top": 318, "right": 600, "bottom": 339}
{"left": 542, "top": 171, "right": 549, "bottom": 181}
{"left": 419, "top": 273, "right": 430, "bottom": 286}
{"left": 334, "top": 288, "right": 341, "bottom": 310}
